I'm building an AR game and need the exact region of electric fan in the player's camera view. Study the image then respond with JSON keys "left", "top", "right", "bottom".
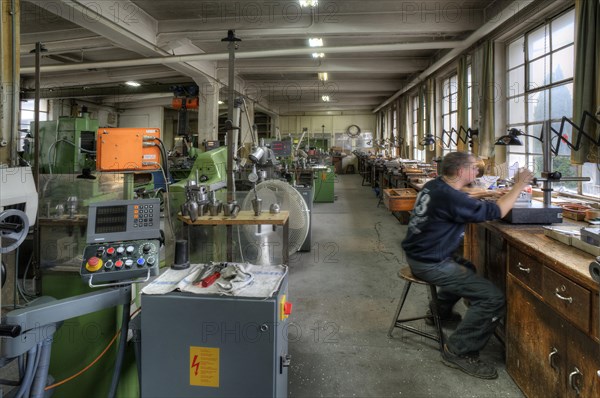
{"left": 241, "top": 180, "right": 310, "bottom": 255}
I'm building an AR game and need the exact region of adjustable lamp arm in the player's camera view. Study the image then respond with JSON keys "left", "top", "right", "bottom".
{"left": 550, "top": 111, "right": 600, "bottom": 154}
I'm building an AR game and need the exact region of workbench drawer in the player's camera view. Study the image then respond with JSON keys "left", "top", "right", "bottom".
{"left": 508, "top": 246, "right": 543, "bottom": 295}
{"left": 542, "top": 266, "right": 591, "bottom": 333}
{"left": 383, "top": 188, "right": 417, "bottom": 212}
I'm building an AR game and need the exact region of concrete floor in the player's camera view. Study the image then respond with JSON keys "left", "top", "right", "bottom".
{"left": 287, "top": 174, "right": 526, "bottom": 398}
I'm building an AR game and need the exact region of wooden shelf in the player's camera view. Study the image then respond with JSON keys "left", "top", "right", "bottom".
{"left": 178, "top": 210, "right": 289, "bottom": 226}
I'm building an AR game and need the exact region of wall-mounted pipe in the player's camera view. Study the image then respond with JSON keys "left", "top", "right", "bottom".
{"left": 6, "top": 0, "right": 19, "bottom": 165}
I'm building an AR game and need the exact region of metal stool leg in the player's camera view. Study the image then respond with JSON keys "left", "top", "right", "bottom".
{"left": 387, "top": 281, "right": 412, "bottom": 337}
{"left": 388, "top": 279, "right": 445, "bottom": 351}
{"left": 427, "top": 284, "right": 445, "bottom": 352}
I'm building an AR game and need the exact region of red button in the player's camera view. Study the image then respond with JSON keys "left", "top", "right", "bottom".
{"left": 106, "top": 247, "right": 115, "bottom": 255}
{"left": 115, "top": 260, "right": 124, "bottom": 268}
{"left": 85, "top": 256, "right": 103, "bottom": 272}
{"left": 284, "top": 302, "right": 293, "bottom": 315}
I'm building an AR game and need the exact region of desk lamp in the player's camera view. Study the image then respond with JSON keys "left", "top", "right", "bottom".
{"left": 495, "top": 119, "right": 592, "bottom": 224}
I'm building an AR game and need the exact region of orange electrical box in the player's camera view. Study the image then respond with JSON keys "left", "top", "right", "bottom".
{"left": 171, "top": 97, "right": 199, "bottom": 110}
{"left": 96, "top": 128, "right": 161, "bottom": 171}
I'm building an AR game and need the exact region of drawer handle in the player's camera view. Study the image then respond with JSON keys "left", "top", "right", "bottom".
{"left": 568, "top": 367, "right": 582, "bottom": 395}
{"left": 554, "top": 288, "right": 573, "bottom": 303}
{"left": 548, "top": 347, "right": 559, "bottom": 371}
{"left": 517, "top": 262, "right": 531, "bottom": 273}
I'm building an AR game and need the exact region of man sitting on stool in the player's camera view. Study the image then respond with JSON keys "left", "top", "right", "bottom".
{"left": 401, "top": 151, "right": 533, "bottom": 379}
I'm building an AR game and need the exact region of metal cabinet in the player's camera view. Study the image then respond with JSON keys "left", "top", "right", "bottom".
{"left": 141, "top": 278, "right": 290, "bottom": 398}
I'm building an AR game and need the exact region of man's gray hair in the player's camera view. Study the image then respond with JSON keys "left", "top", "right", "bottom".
{"left": 441, "top": 152, "right": 474, "bottom": 177}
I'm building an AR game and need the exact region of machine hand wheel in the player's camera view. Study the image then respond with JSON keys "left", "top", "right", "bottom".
{"left": 0, "top": 209, "right": 30, "bottom": 254}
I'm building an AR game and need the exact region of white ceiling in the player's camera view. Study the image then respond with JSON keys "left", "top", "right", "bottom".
{"left": 19, "top": 0, "right": 515, "bottom": 115}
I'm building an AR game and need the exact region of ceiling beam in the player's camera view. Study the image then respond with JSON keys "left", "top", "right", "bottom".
{"left": 21, "top": 41, "right": 461, "bottom": 74}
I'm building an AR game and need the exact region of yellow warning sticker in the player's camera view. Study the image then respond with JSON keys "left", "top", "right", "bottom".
{"left": 189, "top": 346, "right": 220, "bottom": 387}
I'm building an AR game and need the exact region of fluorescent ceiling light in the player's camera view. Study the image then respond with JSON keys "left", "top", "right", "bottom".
{"left": 312, "top": 52, "right": 325, "bottom": 58}
{"left": 218, "top": 100, "right": 224, "bottom": 105}
{"left": 125, "top": 81, "right": 141, "bottom": 87}
{"left": 308, "top": 38, "right": 323, "bottom": 47}
{"left": 322, "top": 95, "right": 330, "bottom": 102}
{"left": 318, "top": 72, "right": 328, "bottom": 81}
{"left": 299, "top": 0, "right": 318, "bottom": 7}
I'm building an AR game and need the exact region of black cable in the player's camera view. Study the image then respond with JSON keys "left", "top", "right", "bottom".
{"left": 153, "top": 137, "right": 171, "bottom": 185}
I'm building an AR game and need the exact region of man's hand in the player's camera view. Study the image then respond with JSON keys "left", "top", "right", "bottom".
{"left": 496, "top": 168, "right": 534, "bottom": 217}
{"left": 513, "top": 168, "right": 534, "bottom": 187}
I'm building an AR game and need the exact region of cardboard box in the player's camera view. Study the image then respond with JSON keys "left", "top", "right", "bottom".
{"left": 383, "top": 188, "right": 417, "bottom": 212}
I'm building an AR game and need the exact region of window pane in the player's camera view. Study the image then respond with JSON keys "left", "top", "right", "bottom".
{"left": 529, "top": 56, "right": 551, "bottom": 88}
{"left": 450, "top": 113, "right": 457, "bottom": 129}
{"left": 508, "top": 66, "right": 525, "bottom": 96}
{"left": 551, "top": 156, "right": 578, "bottom": 192}
{"left": 582, "top": 162, "right": 600, "bottom": 198}
{"left": 527, "top": 124, "right": 543, "bottom": 154}
{"left": 508, "top": 95, "right": 525, "bottom": 124}
{"left": 551, "top": 9, "right": 575, "bottom": 50}
{"left": 442, "top": 78, "right": 450, "bottom": 98}
{"left": 527, "top": 90, "right": 549, "bottom": 122}
{"left": 550, "top": 82, "right": 573, "bottom": 119}
{"left": 551, "top": 121, "right": 572, "bottom": 157}
{"left": 527, "top": 26, "right": 548, "bottom": 60}
{"left": 508, "top": 37, "right": 525, "bottom": 68}
{"left": 450, "top": 93, "right": 457, "bottom": 111}
{"left": 530, "top": 154, "right": 544, "bottom": 175}
{"left": 552, "top": 45, "right": 574, "bottom": 81}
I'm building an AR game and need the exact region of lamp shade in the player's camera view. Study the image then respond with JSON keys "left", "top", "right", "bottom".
{"left": 494, "top": 135, "right": 523, "bottom": 145}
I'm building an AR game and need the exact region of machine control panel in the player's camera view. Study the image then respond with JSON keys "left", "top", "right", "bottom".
{"left": 81, "top": 239, "right": 160, "bottom": 283}
{"left": 82, "top": 198, "right": 161, "bottom": 285}
{"left": 86, "top": 199, "right": 160, "bottom": 244}
{"left": 270, "top": 140, "right": 292, "bottom": 157}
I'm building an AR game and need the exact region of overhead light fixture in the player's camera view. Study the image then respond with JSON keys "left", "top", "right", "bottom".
{"left": 125, "top": 81, "right": 141, "bottom": 87}
{"left": 299, "top": 0, "right": 318, "bottom": 7}
{"left": 318, "top": 72, "right": 328, "bottom": 81}
{"left": 312, "top": 52, "right": 325, "bottom": 58}
{"left": 322, "top": 95, "right": 330, "bottom": 102}
{"left": 218, "top": 100, "right": 224, "bottom": 105}
{"left": 308, "top": 38, "right": 323, "bottom": 47}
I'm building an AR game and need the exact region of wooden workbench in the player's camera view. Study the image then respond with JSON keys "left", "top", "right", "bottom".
{"left": 464, "top": 220, "right": 599, "bottom": 397}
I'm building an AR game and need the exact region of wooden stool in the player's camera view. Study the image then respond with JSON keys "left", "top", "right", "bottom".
{"left": 387, "top": 266, "right": 445, "bottom": 352}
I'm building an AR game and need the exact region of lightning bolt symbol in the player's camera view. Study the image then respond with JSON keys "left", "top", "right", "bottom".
{"left": 191, "top": 354, "right": 200, "bottom": 376}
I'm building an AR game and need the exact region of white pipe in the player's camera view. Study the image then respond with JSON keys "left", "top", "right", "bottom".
{"left": 372, "top": 0, "right": 537, "bottom": 113}
{"left": 10, "top": 0, "right": 18, "bottom": 165}
{"left": 20, "top": 41, "right": 461, "bottom": 75}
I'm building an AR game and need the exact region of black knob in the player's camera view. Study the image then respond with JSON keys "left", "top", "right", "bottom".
{"left": 143, "top": 244, "right": 152, "bottom": 253}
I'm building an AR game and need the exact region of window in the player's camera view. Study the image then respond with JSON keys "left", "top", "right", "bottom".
{"left": 467, "top": 65, "right": 473, "bottom": 134}
{"left": 441, "top": 73, "right": 458, "bottom": 155}
{"left": 411, "top": 95, "right": 424, "bottom": 161}
{"left": 505, "top": 9, "right": 596, "bottom": 198}
{"left": 20, "top": 99, "right": 49, "bottom": 152}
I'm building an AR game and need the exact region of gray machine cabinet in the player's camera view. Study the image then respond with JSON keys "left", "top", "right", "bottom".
{"left": 141, "top": 280, "right": 289, "bottom": 397}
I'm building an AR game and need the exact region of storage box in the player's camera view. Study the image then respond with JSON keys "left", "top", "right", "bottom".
{"left": 383, "top": 188, "right": 417, "bottom": 212}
